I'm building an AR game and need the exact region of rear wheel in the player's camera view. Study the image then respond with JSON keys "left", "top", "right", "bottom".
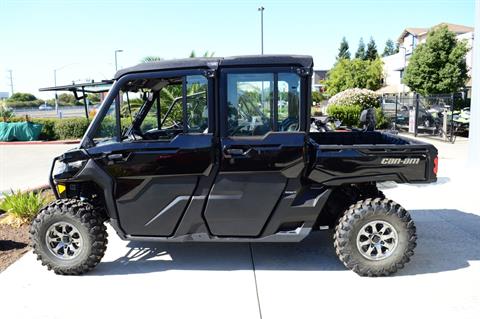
{"left": 30, "top": 199, "right": 108, "bottom": 275}
{"left": 333, "top": 198, "right": 416, "bottom": 276}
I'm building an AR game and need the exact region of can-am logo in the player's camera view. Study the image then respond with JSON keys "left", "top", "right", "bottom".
{"left": 381, "top": 158, "right": 420, "bottom": 165}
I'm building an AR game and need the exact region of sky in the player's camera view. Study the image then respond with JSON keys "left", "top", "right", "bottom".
{"left": 0, "top": 0, "right": 474, "bottom": 99}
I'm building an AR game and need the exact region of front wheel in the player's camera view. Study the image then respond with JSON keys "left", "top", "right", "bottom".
{"left": 333, "top": 198, "right": 416, "bottom": 276}
{"left": 30, "top": 199, "right": 108, "bottom": 275}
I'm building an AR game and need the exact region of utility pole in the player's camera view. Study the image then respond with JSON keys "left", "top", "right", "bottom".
{"left": 7, "top": 70, "right": 14, "bottom": 95}
{"left": 468, "top": 0, "right": 480, "bottom": 165}
{"left": 258, "top": 6, "right": 264, "bottom": 55}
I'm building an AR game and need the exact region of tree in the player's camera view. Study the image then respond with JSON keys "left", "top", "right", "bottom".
{"left": 382, "top": 39, "right": 397, "bottom": 57}
{"left": 337, "top": 37, "right": 351, "bottom": 60}
{"left": 324, "top": 58, "right": 384, "bottom": 95}
{"left": 5, "top": 92, "right": 44, "bottom": 108}
{"left": 189, "top": 50, "right": 215, "bottom": 58}
{"left": 365, "top": 37, "right": 378, "bottom": 61}
{"left": 142, "top": 56, "right": 162, "bottom": 63}
{"left": 403, "top": 25, "right": 469, "bottom": 95}
{"left": 355, "top": 38, "right": 366, "bottom": 60}
{"left": 7, "top": 92, "right": 37, "bottom": 102}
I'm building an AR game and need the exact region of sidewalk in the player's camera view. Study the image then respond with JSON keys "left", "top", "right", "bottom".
{"left": 1, "top": 136, "right": 480, "bottom": 319}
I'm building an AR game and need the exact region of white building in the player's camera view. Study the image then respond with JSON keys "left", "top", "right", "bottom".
{"left": 312, "top": 70, "right": 328, "bottom": 92}
{"left": 379, "top": 23, "right": 474, "bottom": 95}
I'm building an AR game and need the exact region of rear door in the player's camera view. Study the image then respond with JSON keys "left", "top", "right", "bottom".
{"left": 203, "top": 68, "right": 308, "bottom": 237}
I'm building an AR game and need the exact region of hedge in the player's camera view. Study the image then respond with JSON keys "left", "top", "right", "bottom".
{"left": 327, "top": 88, "right": 389, "bottom": 129}
{"left": 327, "top": 105, "right": 389, "bottom": 129}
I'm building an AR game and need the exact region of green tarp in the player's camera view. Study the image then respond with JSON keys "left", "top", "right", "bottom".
{"left": 0, "top": 122, "right": 43, "bottom": 141}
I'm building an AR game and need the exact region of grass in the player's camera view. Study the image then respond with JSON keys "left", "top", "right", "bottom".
{"left": 0, "top": 190, "right": 53, "bottom": 226}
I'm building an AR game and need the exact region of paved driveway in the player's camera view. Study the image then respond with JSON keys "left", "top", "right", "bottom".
{"left": 0, "top": 144, "right": 74, "bottom": 192}
{"left": 1, "top": 140, "right": 480, "bottom": 319}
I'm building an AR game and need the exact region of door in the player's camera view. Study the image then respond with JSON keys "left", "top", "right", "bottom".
{"left": 90, "top": 72, "right": 214, "bottom": 237}
{"left": 203, "top": 69, "right": 307, "bottom": 237}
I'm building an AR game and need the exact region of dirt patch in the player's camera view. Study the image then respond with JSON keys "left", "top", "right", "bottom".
{"left": 0, "top": 216, "right": 30, "bottom": 272}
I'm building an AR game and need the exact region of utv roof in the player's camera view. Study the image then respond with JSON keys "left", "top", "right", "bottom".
{"left": 114, "top": 55, "right": 313, "bottom": 79}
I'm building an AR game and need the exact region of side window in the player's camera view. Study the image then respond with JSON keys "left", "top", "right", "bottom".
{"left": 227, "top": 73, "right": 273, "bottom": 136}
{"left": 186, "top": 75, "right": 208, "bottom": 133}
{"left": 226, "top": 72, "right": 300, "bottom": 136}
{"left": 278, "top": 73, "right": 300, "bottom": 132}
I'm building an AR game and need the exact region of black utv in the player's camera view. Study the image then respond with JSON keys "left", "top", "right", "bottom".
{"left": 30, "top": 55, "right": 438, "bottom": 276}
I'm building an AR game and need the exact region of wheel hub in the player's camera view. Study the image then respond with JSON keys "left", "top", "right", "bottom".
{"left": 45, "top": 222, "right": 83, "bottom": 260}
{"left": 356, "top": 220, "right": 398, "bottom": 261}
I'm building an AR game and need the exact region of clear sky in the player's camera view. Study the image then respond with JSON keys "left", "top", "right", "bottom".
{"left": 0, "top": 0, "right": 474, "bottom": 99}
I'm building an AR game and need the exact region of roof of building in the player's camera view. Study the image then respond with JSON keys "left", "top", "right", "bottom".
{"left": 398, "top": 23, "right": 474, "bottom": 42}
{"left": 114, "top": 55, "right": 314, "bottom": 79}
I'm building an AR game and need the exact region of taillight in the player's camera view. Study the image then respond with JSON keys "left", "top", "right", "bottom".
{"left": 433, "top": 156, "right": 438, "bottom": 175}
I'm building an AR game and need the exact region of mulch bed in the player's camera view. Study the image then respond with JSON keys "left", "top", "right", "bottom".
{"left": 0, "top": 213, "right": 30, "bottom": 272}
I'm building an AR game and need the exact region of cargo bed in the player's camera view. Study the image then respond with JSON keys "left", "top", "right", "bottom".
{"left": 308, "top": 131, "right": 438, "bottom": 185}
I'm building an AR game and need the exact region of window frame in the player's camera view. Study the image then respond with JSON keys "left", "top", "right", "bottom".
{"left": 82, "top": 69, "right": 214, "bottom": 148}
{"left": 219, "top": 66, "right": 306, "bottom": 139}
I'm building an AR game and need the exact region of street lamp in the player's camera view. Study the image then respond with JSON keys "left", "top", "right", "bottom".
{"left": 114, "top": 49, "right": 124, "bottom": 72}
{"left": 258, "top": 6, "right": 264, "bottom": 55}
{"left": 53, "top": 63, "right": 78, "bottom": 113}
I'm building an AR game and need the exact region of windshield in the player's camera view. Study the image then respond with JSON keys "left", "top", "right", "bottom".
{"left": 91, "top": 74, "right": 209, "bottom": 145}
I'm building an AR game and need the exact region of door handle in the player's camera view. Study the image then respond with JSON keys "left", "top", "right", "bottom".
{"left": 223, "top": 147, "right": 250, "bottom": 159}
{"left": 105, "top": 153, "right": 130, "bottom": 163}
{"left": 225, "top": 148, "right": 244, "bottom": 155}
{"left": 107, "top": 153, "right": 124, "bottom": 160}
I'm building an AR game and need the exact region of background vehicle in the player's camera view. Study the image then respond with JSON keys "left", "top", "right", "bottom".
{"left": 30, "top": 55, "right": 438, "bottom": 277}
{"left": 38, "top": 104, "right": 53, "bottom": 111}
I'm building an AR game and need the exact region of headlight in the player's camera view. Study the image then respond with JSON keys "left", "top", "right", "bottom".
{"left": 53, "top": 160, "right": 87, "bottom": 180}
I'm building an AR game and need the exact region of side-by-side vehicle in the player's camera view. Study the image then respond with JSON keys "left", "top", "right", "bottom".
{"left": 30, "top": 55, "right": 438, "bottom": 276}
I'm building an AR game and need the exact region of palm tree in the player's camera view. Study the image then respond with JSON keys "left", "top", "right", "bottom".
{"left": 137, "top": 51, "right": 212, "bottom": 125}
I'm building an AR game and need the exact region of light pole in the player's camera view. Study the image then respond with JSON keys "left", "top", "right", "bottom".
{"left": 7, "top": 70, "right": 14, "bottom": 95}
{"left": 398, "top": 46, "right": 407, "bottom": 95}
{"left": 258, "top": 6, "right": 264, "bottom": 55}
{"left": 53, "top": 63, "right": 78, "bottom": 113}
{"left": 114, "top": 49, "right": 123, "bottom": 72}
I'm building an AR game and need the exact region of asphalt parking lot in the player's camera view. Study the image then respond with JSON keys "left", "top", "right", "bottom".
{"left": 0, "top": 137, "right": 479, "bottom": 319}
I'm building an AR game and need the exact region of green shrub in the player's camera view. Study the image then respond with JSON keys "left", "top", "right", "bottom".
{"left": 0, "top": 190, "right": 49, "bottom": 223}
{"left": 54, "top": 118, "right": 90, "bottom": 140}
{"left": 375, "top": 108, "right": 389, "bottom": 129}
{"left": 327, "top": 104, "right": 363, "bottom": 127}
{"left": 0, "top": 102, "right": 15, "bottom": 120}
{"left": 326, "top": 88, "right": 390, "bottom": 128}
{"left": 6, "top": 100, "right": 45, "bottom": 108}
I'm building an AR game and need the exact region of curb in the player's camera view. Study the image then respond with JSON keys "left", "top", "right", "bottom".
{"left": 0, "top": 185, "right": 51, "bottom": 199}
{"left": 0, "top": 140, "right": 80, "bottom": 145}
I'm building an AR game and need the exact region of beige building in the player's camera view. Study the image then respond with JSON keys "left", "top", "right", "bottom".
{"left": 379, "top": 23, "right": 474, "bottom": 95}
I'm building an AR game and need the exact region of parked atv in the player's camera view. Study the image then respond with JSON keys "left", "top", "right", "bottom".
{"left": 30, "top": 55, "right": 438, "bottom": 276}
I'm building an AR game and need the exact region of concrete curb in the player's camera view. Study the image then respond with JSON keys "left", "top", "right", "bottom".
{"left": 0, "top": 140, "right": 80, "bottom": 145}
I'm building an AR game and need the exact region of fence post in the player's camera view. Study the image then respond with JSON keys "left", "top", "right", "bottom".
{"left": 394, "top": 94, "right": 398, "bottom": 131}
{"left": 414, "top": 93, "right": 419, "bottom": 137}
{"left": 451, "top": 92, "right": 455, "bottom": 141}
